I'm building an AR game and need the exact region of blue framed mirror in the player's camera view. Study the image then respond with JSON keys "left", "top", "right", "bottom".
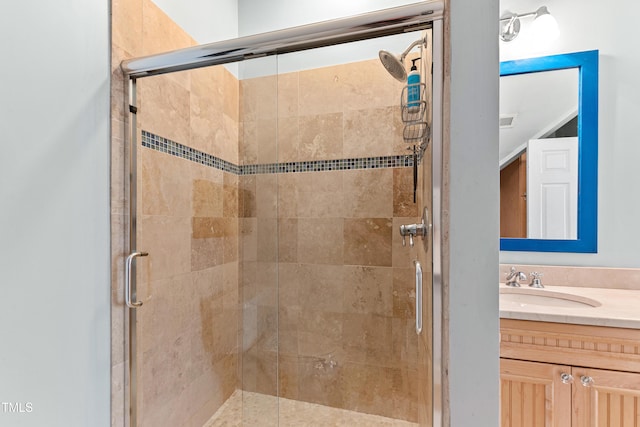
{"left": 500, "top": 50, "right": 598, "bottom": 252}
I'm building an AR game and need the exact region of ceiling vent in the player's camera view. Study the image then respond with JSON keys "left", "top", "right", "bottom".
{"left": 499, "top": 114, "right": 517, "bottom": 128}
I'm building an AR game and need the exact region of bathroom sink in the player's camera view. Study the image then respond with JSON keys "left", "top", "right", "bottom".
{"left": 500, "top": 288, "right": 601, "bottom": 308}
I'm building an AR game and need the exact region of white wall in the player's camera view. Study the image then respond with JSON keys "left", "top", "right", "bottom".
{"left": 237, "top": 0, "right": 420, "bottom": 78}
{"left": 447, "top": 1, "right": 500, "bottom": 425}
{"left": 0, "top": 2, "right": 110, "bottom": 426}
{"left": 500, "top": 0, "right": 640, "bottom": 267}
{"left": 152, "top": 0, "right": 238, "bottom": 43}
{"left": 238, "top": 0, "right": 421, "bottom": 35}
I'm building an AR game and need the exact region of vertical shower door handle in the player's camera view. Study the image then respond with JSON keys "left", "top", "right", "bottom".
{"left": 125, "top": 251, "right": 148, "bottom": 308}
{"left": 415, "top": 260, "right": 423, "bottom": 335}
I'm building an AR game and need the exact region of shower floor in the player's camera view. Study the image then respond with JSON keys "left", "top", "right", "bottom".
{"left": 203, "top": 390, "right": 417, "bottom": 427}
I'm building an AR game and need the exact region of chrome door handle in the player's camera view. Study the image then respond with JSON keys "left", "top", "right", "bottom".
{"left": 125, "top": 251, "right": 148, "bottom": 308}
{"left": 415, "top": 260, "right": 423, "bottom": 335}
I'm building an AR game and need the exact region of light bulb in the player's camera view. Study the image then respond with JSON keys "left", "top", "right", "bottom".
{"left": 531, "top": 7, "right": 559, "bottom": 44}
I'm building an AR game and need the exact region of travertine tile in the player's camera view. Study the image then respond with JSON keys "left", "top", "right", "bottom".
{"left": 278, "top": 218, "right": 298, "bottom": 263}
{"left": 141, "top": 149, "right": 192, "bottom": 217}
{"left": 257, "top": 218, "right": 277, "bottom": 263}
{"left": 277, "top": 173, "right": 297, "bottom": 217}
{"left": 341, "top": 363, "right": 418, "bottom": 422}
{"left": 297, "top": 218, "right": 344, "bottom": 265}
{"left": 278, "top": 306, "right": 300, "bottom": 357}
{"left": 298, "top": 264, "right": 345, "bottom": 311}
{"left": 139, "top": 74, "right": 191, "bottom": 145}
{"left": 223, "top": 220, "right": 239, "bottom": 263}
{"left": 191, "top": 236, "right": 224, "bottom": 271}
{"left": 391, "top": 317, "right": 419, "bottom": 367}
{"left": 343, "top": 266, "right": 393, "bottom": 316}
{"left": 222, "top": 67, "right": 240, "bottom": 122}
{"left": 239, "top": 176, "right": 256, "bottom": 218}
{"left": 277, "top": 117, "right": 300, "bottom": 163}
{"left": 138, "top": 272, "right": 194, "bottom": 353}
{"left": 344, "top": 218, "right": 393, "bottom": 267}
{"left": 342, "top": 312, "right": 393, "bottom": 366}
{"left": 255, "top": 175, "right": 278, "bottom": 218}
{"left": 277, "top": 263, "right": 301, "bottom": 307}
{"left": 341, "top": 59, "right": 405, "bottom": 111}
{"left": 257, "top": 118, "right": 278, "bottom": 164}
{"left": 392, "top": 267, "right": 415, "bottom": 319}
{"left": 240, "top": 120, "right": 258, "bottom": 165}
{"left": 295, "top": 170, "right": 343, "bottom": 218}
{"left": 278, "top": 355, "right": 300, "bottom": 400}
{"left": 138, "top": 215, "right": 192, "bottom": 281}
{"left": 240, "top": 218, "right": 257, "bottom": 262}
{"left": 277, "top": 72, "right": 299, "bottom": 118}
{"left": 394, "top": 167, "right": 420, "bottom": 217}
{"left": 298, "top": 113, "right": 344, "bottom": 161}
{"left": 343, "top": 169, "right": 393, "bottom": 218}
{"left": 343, "top": 106, "right": 404, "bottom": 158}
{"left": 142, "top": 0, "right": 194, "bottom": 60}
{"left": 298, "top": 358, "right": 345, "bottom": 409}
{"left": 192, "top": 179, "right": 223, "bottom": 218}
{"left": 240, "top": 74, "right": 277, "bottom": 122}
{"left": 112, "top": 0, "right": 143, "bottom": 56}
{"left": 298, "top": 65, "right": 345, "bottom": 116}
{"left": 223, "top": 173, "right": 239, "bottom": 219}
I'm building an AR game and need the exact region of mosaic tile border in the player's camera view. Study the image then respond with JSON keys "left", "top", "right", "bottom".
{"left": 142, "top": 131, "right": 241, "bottom": 174}
{"left": 142, "top": 130, "right": 416, "bottom": 175}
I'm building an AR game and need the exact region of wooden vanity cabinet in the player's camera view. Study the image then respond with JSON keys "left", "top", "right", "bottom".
{"left": 500, "top": 319, "right": 640, "bottom": 426}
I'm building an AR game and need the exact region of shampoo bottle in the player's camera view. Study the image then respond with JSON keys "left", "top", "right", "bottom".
{"left": 407, "top": 58, "right": 421, "bottom": 111}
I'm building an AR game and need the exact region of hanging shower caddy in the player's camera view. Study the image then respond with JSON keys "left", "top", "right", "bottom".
{"left": 401, "top": 81, "right": 430, "bottom": 160}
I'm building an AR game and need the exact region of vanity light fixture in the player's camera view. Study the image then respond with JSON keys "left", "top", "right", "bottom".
{"left": 500, "top": 6, "right": 559, "bottom": 42}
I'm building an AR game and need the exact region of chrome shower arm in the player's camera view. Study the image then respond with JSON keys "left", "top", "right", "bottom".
{"left": 399, "top": 36, "right": 427, "bottom": 62}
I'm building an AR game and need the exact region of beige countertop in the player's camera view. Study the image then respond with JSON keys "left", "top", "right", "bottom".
{"left": 499, "top": 283, "right": 640, "bottom": 329}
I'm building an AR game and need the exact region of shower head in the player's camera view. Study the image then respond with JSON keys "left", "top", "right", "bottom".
{"left": 379, "top": 35, "right": 428, "bottom": 82}
{"left": 379, "top": 50, "right": 407, "bottom": 82}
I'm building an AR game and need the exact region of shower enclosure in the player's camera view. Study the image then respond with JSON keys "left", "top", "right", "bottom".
{"left": 119, "top": 2, "right": 443, "bottom": 426}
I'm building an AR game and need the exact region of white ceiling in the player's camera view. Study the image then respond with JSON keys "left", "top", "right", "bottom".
{"left": 499, "top": 67, "right": 578, "bottom": 166}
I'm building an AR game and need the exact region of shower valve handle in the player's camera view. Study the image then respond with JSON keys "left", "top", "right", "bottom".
{"left": 400, "top": 220, "right": 427, "bottom": 248}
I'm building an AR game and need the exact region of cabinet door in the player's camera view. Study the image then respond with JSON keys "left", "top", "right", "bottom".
{"left": 501, "top": 358, "right": 572, "bottom": 427}
{"left": 573, "top": 368, "right": 640, "bottom": 427}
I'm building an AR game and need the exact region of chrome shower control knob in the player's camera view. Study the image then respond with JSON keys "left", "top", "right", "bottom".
{"left": 560, "top": 373, "right": 573, "bottom": 384}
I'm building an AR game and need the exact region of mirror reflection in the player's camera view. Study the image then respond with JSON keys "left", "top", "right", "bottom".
{"left": 500, "top": 68, "right": 579, "bottom": 239}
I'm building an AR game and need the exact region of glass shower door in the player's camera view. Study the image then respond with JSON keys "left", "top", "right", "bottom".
{"left": 268, "top": 31, "right": 433, "bottom": 425}
{"left": 130, "top": 55, "right": 280, "bottom": 427}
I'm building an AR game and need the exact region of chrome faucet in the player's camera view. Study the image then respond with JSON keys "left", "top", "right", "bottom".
{"left": 505, "top": 267, "right": 527, "bottom": 287}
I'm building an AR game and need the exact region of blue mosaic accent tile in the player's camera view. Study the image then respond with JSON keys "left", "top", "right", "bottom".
{"left": 141, "top": 130, "right": 418, "bottom": 176}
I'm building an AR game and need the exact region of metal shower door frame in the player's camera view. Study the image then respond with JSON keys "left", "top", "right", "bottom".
{"left": 122, "top": 2, "right": 445, "bottom": 426}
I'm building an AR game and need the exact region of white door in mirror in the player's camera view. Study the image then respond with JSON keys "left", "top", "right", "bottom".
{"left": 527, "top": 137, "right": 578, "bottom": 239}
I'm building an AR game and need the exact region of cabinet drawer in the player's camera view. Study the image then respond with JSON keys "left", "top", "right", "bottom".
{"left": 501, "top": 319, "right": 640, "bottom": 373}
